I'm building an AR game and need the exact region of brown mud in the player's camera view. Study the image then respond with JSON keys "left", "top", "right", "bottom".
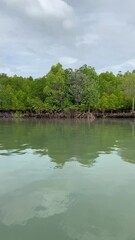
{"left": 0, "top": 110, "right": 135, "bottom": 119}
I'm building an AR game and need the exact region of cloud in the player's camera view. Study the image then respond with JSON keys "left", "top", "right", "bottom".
{"left": 98, "top": 58, "right": 135, "bottom": 74}
{"left": 0, "top": 0, "right": 135, "bottom": 76}
{"left": 1, "top": 0, "right": 75, "bottom": 30}
{"left": 0, "top": 66, "right": 12, "bottom": 75}
{"left": 58, "top": 56, "right": 78, "bottom": 65}
{"left": 76, "top": 33, "right": 99, "bottom": 47}
{"left": 1, "top": 187, "right": 69, "bottom": 226}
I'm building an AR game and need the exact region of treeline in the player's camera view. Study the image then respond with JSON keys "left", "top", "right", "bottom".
{"left": 0, "top": 63, "right": 135, "bottom": 112}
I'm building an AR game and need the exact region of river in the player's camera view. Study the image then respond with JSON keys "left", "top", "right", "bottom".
{"left": 0, "top": 119, "right": 135, "bottom": 240}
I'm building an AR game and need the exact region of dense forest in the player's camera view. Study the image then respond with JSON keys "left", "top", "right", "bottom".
{"left": 0, "top": 63, "right": 135, "bottom": 112}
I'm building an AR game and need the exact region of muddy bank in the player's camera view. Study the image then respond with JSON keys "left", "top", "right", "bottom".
{"left": 0, "top": 110, "right": 95, "bottom": 120}
{"left": 0, "top": 110, "right": 135, "bottom": 119}
{"left": 94, "top": 110, "right": 135, "bottom": 118}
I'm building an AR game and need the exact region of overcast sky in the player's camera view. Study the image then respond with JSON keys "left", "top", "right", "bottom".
{"left": 0, "top": 0, "right": 135, "bottom": 77}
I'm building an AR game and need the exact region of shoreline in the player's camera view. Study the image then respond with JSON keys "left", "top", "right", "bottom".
{"left": 0, "top": 110, "right": 135, "bottom": 119}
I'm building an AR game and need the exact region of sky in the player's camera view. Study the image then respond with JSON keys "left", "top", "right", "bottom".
{"left": 0, "top": 0, "right": 135, "bottom": 77}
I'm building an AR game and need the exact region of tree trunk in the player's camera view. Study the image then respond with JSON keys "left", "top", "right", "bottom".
{"left": 88, "top": 101, "right": 90, "bottom": 113}
{"left": 132, "top": 97, "right": 135, "bottom": 112}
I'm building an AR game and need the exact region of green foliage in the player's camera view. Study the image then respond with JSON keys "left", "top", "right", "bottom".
{"left": 43, "top": 63, "right": 66, "bottom": 110}
{"left": 81, "top": 65, "right": 99, "bottom": 111}
{"left": 122, "top": 73, "right": 135, "bottom": 111}
{"left": 66, "top": 69, "right": 86, "bottom": 107}
{"left": 0, "top": 63, "right": 134, "bottom": 112}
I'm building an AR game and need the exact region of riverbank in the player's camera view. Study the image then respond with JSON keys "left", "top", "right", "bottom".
{"left": 0, "top": 110, "right": 95, "bottom": 120}
{"left": 94, "top": 110, "right": 135, "bottom": 118}
{"left": 0, "top": 110, "right": 135, "bottom": 119}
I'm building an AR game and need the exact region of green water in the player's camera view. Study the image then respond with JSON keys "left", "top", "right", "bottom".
{"left": 0, "top": 119, "right": 135, "bottom": 240}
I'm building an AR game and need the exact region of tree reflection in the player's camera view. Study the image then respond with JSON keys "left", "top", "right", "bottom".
{"left": 0, "top": 119, "right": 135, "bottom": 166}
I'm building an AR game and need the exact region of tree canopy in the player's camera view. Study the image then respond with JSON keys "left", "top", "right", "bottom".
{"left": 0, "top": 64, "right": 135, "bottom": 112}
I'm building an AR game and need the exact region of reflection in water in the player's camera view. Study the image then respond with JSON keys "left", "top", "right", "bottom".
{"left": 0, "top": 119, "right": 135, "bottom": 165}
{"left": 0, "top": 185, "right": 69, "bottom": 226}
{"left": 1, "top": 119, "right": 135, "bottom": 240}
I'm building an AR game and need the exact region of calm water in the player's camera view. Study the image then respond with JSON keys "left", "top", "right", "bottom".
{"left": 0, "top": 119, "right": 135, "bottom": 240}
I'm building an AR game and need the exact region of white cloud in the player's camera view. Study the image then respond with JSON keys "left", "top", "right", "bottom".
{"left": 76, "top": 33, "right": 99, "bottom": 46}
{"left": 2, "top": 0, "right": 75, "bottom": 30}
{"left": 0, "top": 66, "right": 12, "bottom": 75}
{"left": 1, "top": 187, "right": 69, "bottom": 226}
{"left": 98, "top": 59, "right": 135, "bottom": 74}
{"left": 0, "top": 0, "right": 135, "bottom": 76}
{"left": 58, "top": 56, "right": 78, "bottom": 65}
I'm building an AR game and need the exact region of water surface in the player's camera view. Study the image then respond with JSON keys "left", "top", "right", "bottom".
{"left": 0, "top": 119, "right": 135, "bottom": 240}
